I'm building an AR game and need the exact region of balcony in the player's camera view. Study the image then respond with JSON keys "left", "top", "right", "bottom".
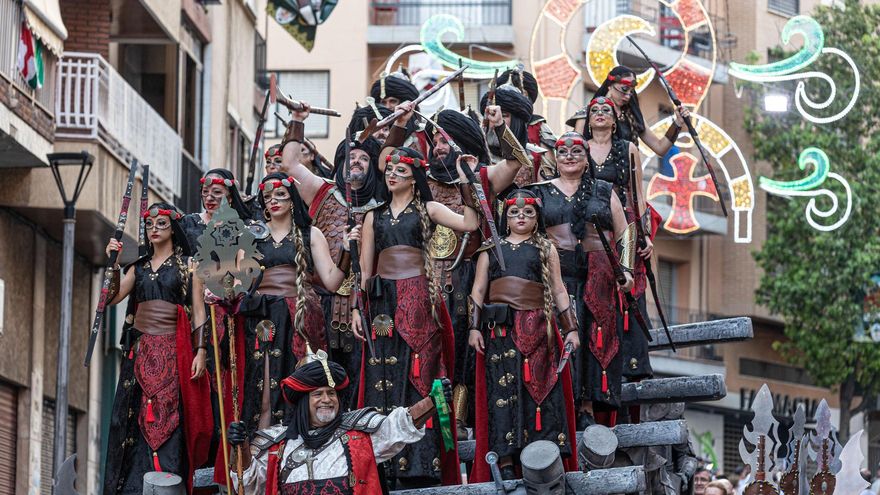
{"left": 55, "top": 52, "right": 181, "bottom": 199}
{"left": 368, "top": 0, "right": 514, "bottom": 46}
{"left": 0, "top": 0, "right": 58, "bottom": 167}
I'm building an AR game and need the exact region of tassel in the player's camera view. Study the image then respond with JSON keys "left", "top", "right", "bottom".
{"left": 413, "top": 353, "right": 421, "bottom": 379}
{"left": 255, "top": 337, "right": 259, "bottom": 350}
{"left": 602, "top": 370, "right": 608, "bottom": 393}
{"left": 128, "top": 347, "right": 134, "bottom": 359}
{"left": 371, "top": 325, "right": 376, "bottom": 340}
{"left": 535, "top": 407, "right": 542, "bottom": 431}
{"left": 152, "top": 452, "right": 162, "bottom": 472}
{"left": 501, "top": 327, "right": 506, "bottom": 338}
{"left": 597, "top": 326, "right": 603, "bottom": 349}
{"left": 146, "top": 399, "right": 156, "bottom": 423}
{"left": 426, "top": 417, "right": 433, "bottom": 429}
{"left": 523, "top": 359, "right": 532, "bottom": 383}
{"left": 624, "top": 310, "right": 629, "bottom": 332}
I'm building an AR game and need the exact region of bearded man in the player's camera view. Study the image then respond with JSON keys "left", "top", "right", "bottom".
{"left": 227, "top": 356, "right": 452, "bottom": 493}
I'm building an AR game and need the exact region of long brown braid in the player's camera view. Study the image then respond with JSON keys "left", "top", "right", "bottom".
{"left": 173, "top": 245, "right": 189, "bottom": 312}
{"left": 531, "top": 231, "right": 556, "bottom": 349}
{"left": 291, "top": 217, "right": 310, "bottom": 341}
{"left": 413, "top": 191, "right": 440, "bottom": 326}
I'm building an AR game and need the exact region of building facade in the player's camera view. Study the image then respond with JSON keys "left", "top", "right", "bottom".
{"left": 0, "top": 0, "right": 270, "bottom": 492}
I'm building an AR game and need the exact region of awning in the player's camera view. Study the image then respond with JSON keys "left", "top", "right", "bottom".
{"left": 23, "top": 0, "right": 68, "bottom": 57}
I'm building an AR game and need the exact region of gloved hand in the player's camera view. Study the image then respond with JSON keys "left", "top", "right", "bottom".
{"left": 227, "top": 421, "right": 247, "bottom": 446}
{"left": 435, "top": 377, "right": 453, "bottom": 408}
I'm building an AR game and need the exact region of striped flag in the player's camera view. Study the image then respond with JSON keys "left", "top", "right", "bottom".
{"left": 17, "top": 21, "right": 43, "bottom": 90}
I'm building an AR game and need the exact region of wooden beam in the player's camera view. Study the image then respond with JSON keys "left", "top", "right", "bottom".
{"left": 458, "top": 420, "right": 689, "bottom": 463}
{"left": 390, "top": 466, "right": 646, "bottom": 495}
{"left": 648, "top": 317, "right": 753, "bottom": 350}
{"left": 621, "top": 374, "right": 727, "bottom": 405}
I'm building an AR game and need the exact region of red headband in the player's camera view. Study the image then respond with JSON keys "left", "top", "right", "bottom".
{"left": 280, "top": 375, "right": 350, "bottom": 403}
{"left": 200, "top": 177, "right": 236, "bottom": 188}
{"left": 264, "top": 146, "right": 282, "bottom": 159}
{"left": 143, "top": 208, "right": 182, "bottom": 220}
{"left": 259, "top": 177, "right": 296, "bottom": 191}
{"left": 606, "top": 74, "right": 635, "bottom": 87}
{"left": 505, "top": 197, "right": 542, "bottom": 207}
{"left": 555, "top": 136, "right": 586, "bottom": 148}
{"left": 589, "top": 96, "right": 616, "bottom": 109}
{"left": 385, "top": 153, "right": 426, "bottom": 169}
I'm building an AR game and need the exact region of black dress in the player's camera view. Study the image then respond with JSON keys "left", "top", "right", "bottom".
{"left": 591, "top": 137, "right": 653, "bottom": 380}
{"left": 361, "top": 201, "right": 459, "bottom": 486}
{"left": 477, "top": 239, "right": 575, "bottom": 460}
{"left": 527, "top": 179, "right": 623, "bottom": 409}
{"left": 103, "top": 256, "right": 212, "bottom": 494}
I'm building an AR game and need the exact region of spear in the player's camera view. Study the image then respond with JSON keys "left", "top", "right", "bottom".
{"left": 84, "top": 160, "right": 138, "bottom": 367}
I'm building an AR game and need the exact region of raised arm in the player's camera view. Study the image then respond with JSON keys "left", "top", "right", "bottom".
{"left": 638, "top": 106, "right": 689, "bottom": 157}
{"left": 426, "top": 201, "right": 479, "bottom": 233}
{"left": 104, "top": 238, "right": 135, "bottom": 306}
{"left": 481, "top": 105, "right": 523, "bottom": 192}
{"left": 378, "top": 102, "right": 415, "bottom": 172}
{"left": 279, "top": 105, "right": 325, "bottom": 205}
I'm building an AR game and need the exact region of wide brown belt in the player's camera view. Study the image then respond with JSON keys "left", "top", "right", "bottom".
{"left": 259, "top": 265, "right": 299, "bottom": 297}
{"left": 133, "top": 300, "right": 178, "bottom": 335}
{"left": 546, "top": 224, "right": 609, "bottom": 253}
{"left": 489, "top": 276, "right": 544, "bottom": 310}
{"left": 377, "top": 245, "right": 425, "bottom": 280}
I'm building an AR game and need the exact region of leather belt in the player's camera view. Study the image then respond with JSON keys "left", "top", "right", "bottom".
{"left": 259, "top": 265, "right": 299, "bottom": 297}
{"left": 377, "top": 246, "right": 425, "bottom": 280}
{"left": 133, "top": 300, "right": 178, "bottom": 335}
{"left": 488, "top": 277, "right": 544, "bottom": 310}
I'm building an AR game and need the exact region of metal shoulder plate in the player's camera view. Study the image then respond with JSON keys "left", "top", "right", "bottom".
{"left": 340, "top": 408, "right": 386, "bottom": 433}
{"left": 247, "top": 219, "right": 271, "bottom": 240}
{"left": 251, "top": 424, "right": 287, "bottom": 456}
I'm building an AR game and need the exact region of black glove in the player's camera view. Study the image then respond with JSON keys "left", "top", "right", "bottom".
{"left": 440, "top": 377, "right": 453, "bottom": 407}
{"left": 227, "top": 421, "right": 247, "bottom": 446}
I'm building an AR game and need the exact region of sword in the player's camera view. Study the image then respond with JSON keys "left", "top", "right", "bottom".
{"left": 84, "top": 159, "right": 138, "bottom": 367}
{"left": 426, "top": 115, "right": 506, "bottom": 271}
{"left": 375, "top": 64, "right": 469, "bottom": 128}
{"left": 345, "top": 128, "right": 377, "bottom": 360}
{"left": 590, "top": 216, "right": 653, "bottom": 342}
{"left": 458, "top": 58, "right": 466, "bottom": 111}
{"left": 629, "top": 152, "right": 675, "bottom": 351}
{"left": 556, "top": 342, "right": 574, "bottom": 375}
{"left": 625, "top": 35, "right": 727, "bottom": 217}
{"left": 446, "top": 231, "right": 470, "bottom": 272}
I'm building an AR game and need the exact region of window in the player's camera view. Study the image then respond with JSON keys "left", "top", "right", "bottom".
{"left": 254, "top": 32, "right": 267, "bottom": 89}
{"left": 768, "top": 0, "right": 798, "bottom": 16}
{"left": 657, "top": 259, "right": 678, "bottom": 323}
{"left": 267, "top": 71, "right": 331, "bottom": 139}
{"left": 739, "top": 358, "right": 816, "bottom": 386}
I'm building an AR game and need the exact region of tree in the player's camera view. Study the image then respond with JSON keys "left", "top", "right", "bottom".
{"left": 744, "top": 0, "right": 880, "bottom": 442}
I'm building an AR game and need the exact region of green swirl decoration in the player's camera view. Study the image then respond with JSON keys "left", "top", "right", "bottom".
{"left": 420, "top": 14, "right": 519, "bottom": 76}
{"left": 729, "top": 16, "right": 824, "bottom": 79}
{"left": 759, "top": 147, "right": 829, "bottom": 192}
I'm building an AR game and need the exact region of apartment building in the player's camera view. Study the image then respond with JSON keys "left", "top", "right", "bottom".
{"left": 0, "top": 0, "right": 270, "bottom": 492}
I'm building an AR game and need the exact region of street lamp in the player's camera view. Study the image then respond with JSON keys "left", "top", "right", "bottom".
{"left": 46, "top": 151, "right": 94, "bottom": 492}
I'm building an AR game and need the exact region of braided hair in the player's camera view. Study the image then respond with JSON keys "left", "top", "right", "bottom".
{"left": 258, "top": 173, "right": 314, "bottom": 337}
{"left": 501, "top": 189, "right": 555, "bottom": 347}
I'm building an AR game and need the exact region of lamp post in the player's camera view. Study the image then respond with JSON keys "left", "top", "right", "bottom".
{"left": 46, "top": 151, "right": 94, "bottom": 492}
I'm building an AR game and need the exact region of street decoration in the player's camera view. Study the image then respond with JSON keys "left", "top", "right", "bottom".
{"left": 729, "top": 15, "right": 858, "bottom": 232}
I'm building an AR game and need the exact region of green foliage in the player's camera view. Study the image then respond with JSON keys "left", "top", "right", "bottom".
{"left": 746, "top": 0, "right": 880, "bottom": 398}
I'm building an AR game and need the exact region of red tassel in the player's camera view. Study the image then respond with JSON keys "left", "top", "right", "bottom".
{"left": 523, "top": 359, "right": 532, "bottom": 383}
{"left": 152, "top": 452, "right": 162, "bottom": 472}
{"left": 501, "top": 327, "right": 506, "bottom": 337}
{"left": 597, "top": 326, "right": 603, "bottom": 349}
{"left": 426, "top": 417, "right": 433, "bottom": 429}
{"left": 146, "top": 399, "right": 156, "bottom": 423}
{"left": 128, "top": 347, "right": 134, "bottom": 359}
{"left": 255, "top": 337, "right": 259, "bottom": 350}
{"left": 601, "top": 371, "right": 608, "bottom": 393}
{"left": 371, "top": 326, "right": 376, "bottom": 340}
{"left": 624, "top": 310, "right": 629, "bottom": 332}
{"left": 413, "top": 353, "right": 421, "bottom": 379}
{"left": 535, "top": 406, "right": 542, "bottom": 431}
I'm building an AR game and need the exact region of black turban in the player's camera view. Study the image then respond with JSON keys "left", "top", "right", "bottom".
{"left": 280, "top": 359, "right": 349, "bottom": 448}
{"left": 347, "top": 105, "right": 392, "bottom": 135}
{"left": 332, "top": 136, "right": 383, "bottom": 207}
{"left": 428, "top": 109, "right": 491, "bottom": 166}
{"left": 480, "top": 85, "right": 533, "bottom": 123}
{"left": 496, "top": 69, "right": 539, "bottom": 104}
{"left": 370, "top": 73, "right": 419, "bottom": 104}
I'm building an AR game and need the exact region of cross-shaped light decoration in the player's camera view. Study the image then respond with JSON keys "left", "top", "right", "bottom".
{"left": 647, "top": 152, "right": 719, "bottom": 234}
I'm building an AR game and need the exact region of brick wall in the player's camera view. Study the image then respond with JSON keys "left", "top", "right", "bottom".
{"left": 0, "top": 83, "right": 54, "bottom": 141}
{"left": 59, "top": 0, "right": 111, "bottom": 59}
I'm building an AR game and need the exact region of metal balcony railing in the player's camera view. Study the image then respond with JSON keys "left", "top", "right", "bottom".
{"left": 0, "top": 0, "right": 55, "bottom": 113}
{"left": 370, "top": 0, "right": 512, "bottom": 26}
{"left": 55, "top": 52, "right": 181, "bottom": 198}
